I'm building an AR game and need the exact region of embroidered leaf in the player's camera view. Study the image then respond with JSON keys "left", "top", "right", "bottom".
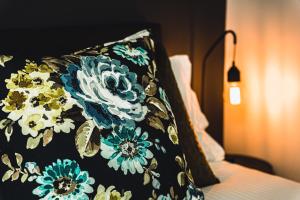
{"left": 1, "top": 154, "right": 13, "bottom": 169}
{"left": 75, "top": 120, "right": 99, "bottom": 158}
{"left": 42, "top": 57, "right": 70, "bottom": 71}
{"left": 43, "top": 128, "right": 54, "bottom": 147}
{"left": 2, "top": 170, "right": 14, "bottom": 182}
{"left": 147, "top": 116, "right": 165, "bottom": 133}
{"left": 147, "top": 60, "right": 157, "bottom": 78}
{"left": 73, "top": 45, "right": 101, "bottom": 55}
{"left": 26, "top": 134, "right": 43, "bottom": 149}
{"left": 177, "top": 171, "right": 186, "bottom": 187}
{"left": 175, "top": 156, "right": 185, "bottom": 169}
{"left": 142, "top": 75, "right": 157, "bottom": 96}
{"left": 149, "top": 158, "right": 158, "bottom": 170}
{"left": 151, "top": 190, "right": 157, "bottom": 199}
{"left": 28, "top": 175, "right": 37, "bottom": 182}
{"left": 170, "top": 186, "right": 176, "bottom": 199}
{"left": 152, "top": 178, "right": 160, "bottom": 190}
{"left": 167, "top": 124, "right": 179, "bottom": 145}
{"left": 83, "top": 131, "right": 101, "bottom": 158}
{"left": 99, "top": 47, "right": 108, "bottom": 55}
{"left": 147, "top": 97, "right": 169, "bottom": 120}
{"left": 34, "top": 166, "right": 41, "bottom": 175}
{"left": 0, "top": 55, "right": 13, "bottom": 67}
{"left": 143, "top": 172, "right": 151, "bottom": 185}
{"left": 186, "top": 169, "right": 194, "bottom": 183}
{"left": 145, "top": 81, "right": 157, "bottom": 96}
{"left": 61, "top": 54, "right": 80, "bottom": 64}
{"left": 11, "top": 170, "right": 20, "bottom": 181}
{"left": 15, "top": 153, "right": 23, "bottom": 167}
{"left": 21, "top": 172, "right": 29, "bottom": 183}
{"left": 5, "top": 124, "right": 13, "bottom": 142}
{"left": 0, "top": 119, "right": 11, "bottom": 129}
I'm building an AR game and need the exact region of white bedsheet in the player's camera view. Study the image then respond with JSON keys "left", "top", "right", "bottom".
{"left": 203, "top": 161, "right": 300, "bottom": 200}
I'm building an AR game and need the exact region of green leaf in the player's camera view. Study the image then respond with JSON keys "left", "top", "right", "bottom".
{"left": 142, "top": 75, "right": 157, "bottom": 97}
{"left": 2, "top": 170, "right": 14, "bottom": 182}
{"left": 147, "top": 116, "right": 165, "bottom": 133}
{"left": 75, "top": 120, "right": 100, "bottom": 158}
{"left": 15, "top": 153, "right": 23, "bottom": 167}
{"left": 0, "top": 55, "right": 13, "bottom": 67}
{"left": 143, "top": 172, "right": 151, "bottom": 185}
{"left": 167, "top": 124, "right": 179, "bottom": 145}
{"left": 0, "top": 119, "right": 10, "bottom": 129}
{"left": 21, "top": 172, "right": 29, "bottom": 183}
{"left": 1, "top": 154, "right": 13, "bottom": 169}
{"left": 175, "top": 156, "right": 184, "bottom": 169}
{"left": 177, "top": 172, "right": 186, "bottom": 187}
{"left": 11, "top": 170, "right": 20, "bottom": 181}
{"left": 149, "top": 158, "right": 158, "bottom": 170}
{"left": 5, "top": 124, "right": 13, "bottom": 142}
{"left": 147, "top": 97, "right": 169, "bottom": 120}
{"left": 170, "top": 186, "right": 176, "bottom": 199}
{"left": 99, "top": 47, "right": 108, "bottom": 55}
{"left": 43, "top": 128, "right": 53, "bottom": 147}
{"left": 26, "top": 134, "right": 42, "bottom": 149}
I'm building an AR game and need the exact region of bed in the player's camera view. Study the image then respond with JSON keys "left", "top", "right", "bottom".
{"left": 203, "top": 161, "right": 300, "bottom": 200}
{"left": 170, "top": 55, "right": 300, "bottom": 200}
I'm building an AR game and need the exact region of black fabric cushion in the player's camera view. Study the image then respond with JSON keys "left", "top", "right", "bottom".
{"left": 155, "top": 41, "right": 219, "bottom": 188}
{"left": 0, "top": 28, "right": 213, "bottom": 199}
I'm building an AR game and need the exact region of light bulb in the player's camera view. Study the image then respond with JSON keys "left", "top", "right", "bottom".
{"left": 229, "top": 82, "right": 241, "bottom": 105}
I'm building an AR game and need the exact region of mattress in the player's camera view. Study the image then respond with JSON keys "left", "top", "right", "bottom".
{"left": 203, "top": 161, "right": 300, "bottom": 200}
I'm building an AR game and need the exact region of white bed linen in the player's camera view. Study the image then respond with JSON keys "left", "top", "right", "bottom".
{"left": 203, "top": 161, "right": 300, "bottom": 200}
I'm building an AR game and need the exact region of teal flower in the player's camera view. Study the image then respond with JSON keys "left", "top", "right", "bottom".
{"left": 184, "top": 184, "right": 205, "bottom": 200}
{"left": 159, "top": 87, "right": 171, "bottom": 111}
{"left": 113, "top": 44, "right": 150, "bottom": 66}
{"left": 61, "top": 56, "right": 147, "bottom": 130}
{"left": 32, "top": 159, "right": 95, "bottom": 200}
{"left": 100, "top": 126, "right": 153, "bottom": 175}
{"left": 158, "top": 194, "right": 172, "bottom": 200}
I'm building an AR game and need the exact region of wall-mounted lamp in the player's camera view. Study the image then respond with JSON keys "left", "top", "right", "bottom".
{"left": 202, "top": 30, "right": 241, "bottom": 106}
{"left": 228, "top": 61, "right": 241, "bottom": 105}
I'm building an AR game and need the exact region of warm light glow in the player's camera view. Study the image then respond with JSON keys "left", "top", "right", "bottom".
{"left": 225, "top": 0, "right": 300, "bottom": 182}
{"left": 229, "top": 83, "right": 241, "bottom": 105}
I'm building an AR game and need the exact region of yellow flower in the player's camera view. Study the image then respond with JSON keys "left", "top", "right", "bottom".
{"left": 2, "top": 91, "right": 29, "bottom": 121}
{"left": 24, "top": 61, "right": 53, "bottom": 73}
{"left": 5, "top": 61, "right": 53, "bottom": 90}
{"left": 94, "top": 185, "right": 132, "bottom": 200}
{"left": 5, "top": 71, "right": 33, "bottom": 89}
{"left": 45, "top": 88, "right": 73, "bottom": 111}
{"left": 3, "top": 91, "right": 27, "bottom": 112}
{"left": 29, "top": 93, "right": 51, "bottom": 107}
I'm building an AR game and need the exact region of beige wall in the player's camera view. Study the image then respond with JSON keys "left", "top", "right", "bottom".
{"left": 225, "top": 0, "right": 300, "bottom": 182}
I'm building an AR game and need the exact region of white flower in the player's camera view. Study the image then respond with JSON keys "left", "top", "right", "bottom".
{"left": 28, "top": 71, "right": 50, "bottom": 84}
{"left": 18, "top": 110, "right": 50, "bottom": 137}
{"left": 94, "top": 185, "right": 132, "bottom": 200}
{"left": 50, "top": 112, "right": 75, "bottom": 133}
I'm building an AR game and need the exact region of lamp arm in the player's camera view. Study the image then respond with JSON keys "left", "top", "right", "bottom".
{"left": 201, "top": 30, "right": 237, "bottom": 108}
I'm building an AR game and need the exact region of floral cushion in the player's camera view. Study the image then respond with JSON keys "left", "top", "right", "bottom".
{"left": 0, "top": 30, "right": 205, "bottom": 199}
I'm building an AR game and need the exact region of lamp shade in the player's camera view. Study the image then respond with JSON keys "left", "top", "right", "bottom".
{"left": 227, "top": 62, "right": 240, "bottom": 82}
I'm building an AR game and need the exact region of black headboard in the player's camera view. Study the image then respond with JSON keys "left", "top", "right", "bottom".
{"left": 0, "top": 0, "right": 226, "bottom": 146}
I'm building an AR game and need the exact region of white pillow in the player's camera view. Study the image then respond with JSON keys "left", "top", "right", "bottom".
{"left": 169, "top": 55, "right": 225, "bottom": 162}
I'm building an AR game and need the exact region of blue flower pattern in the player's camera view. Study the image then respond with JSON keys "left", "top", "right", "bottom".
{"left": 61, "top": 55, "right": 148, "bottom": 129}
{"left": 32, "top": 159, "right": 95, "bottom": 200}
{"left": 100, "top": 126, "right": 153, "bottom": 175}
{"left": 113, "top": 44, "right": 150, "bottom": 66}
